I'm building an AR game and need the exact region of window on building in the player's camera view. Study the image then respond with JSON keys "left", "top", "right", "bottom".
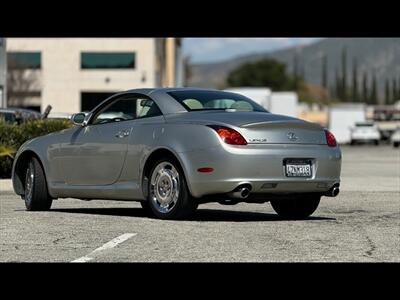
{"left": 81, "top": 92, "right": 117, "bottom": 112}
{"left": 81, "top": 52, "right": 136, "bottom": 69}
{"left": 7, "top": 52, "right": 41, "bottom": 69}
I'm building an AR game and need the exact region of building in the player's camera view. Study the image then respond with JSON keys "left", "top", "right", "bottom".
{"left": 6, "top": 38, "right": 183, "bottom": 113}
{"left": 0, "top": 38, "right": 6, "bottom": 108}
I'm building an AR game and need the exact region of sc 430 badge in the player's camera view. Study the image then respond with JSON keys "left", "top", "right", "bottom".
{"left": 248, "top": 138, "right": 267, "bottom": 143}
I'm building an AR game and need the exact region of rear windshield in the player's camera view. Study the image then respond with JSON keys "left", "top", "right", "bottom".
{"left": 167, "top": 90, "right": 268, "bottom": 112}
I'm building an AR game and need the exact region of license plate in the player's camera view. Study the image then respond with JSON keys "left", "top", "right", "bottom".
{"left": 285, "top": 164, "right": 312, "bottom": 177}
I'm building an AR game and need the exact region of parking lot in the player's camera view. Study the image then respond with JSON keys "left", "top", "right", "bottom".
{"left": 0, "top": 145, "right": 399, "bottom": 262}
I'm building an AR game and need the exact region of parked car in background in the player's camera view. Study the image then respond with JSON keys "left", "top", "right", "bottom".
{"left": 390, "top": 127, "right": 400, "bottom": 148}
{"left": 0, "top": 109, "right": 18, "bottom": 124}
{"left": 350, "top": 122, "right": 381, "bottom": 145}
{"left": 0, "top": 108, "right": 41, "bottom": 124}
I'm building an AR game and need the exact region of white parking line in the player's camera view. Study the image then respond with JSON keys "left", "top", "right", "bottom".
{"left": 71, "top": 233, "right": 137, "bottom": 263}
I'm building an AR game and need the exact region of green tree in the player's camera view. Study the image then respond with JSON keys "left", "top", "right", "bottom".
{"left": 352, "top": 58, "right": 359, "bottom": 102}
{"left": 227, "top": 58, "right": 297, "bottom": 91}
{"left": 385, "top": 79, "right": 390, "bottom": 105}
{"left": 341, "top": 47, "right": 348, "bottom": 101}
{"left": 292, "top": 53, "right": 299, "bottom": 90}
{"left": 183, "top": 56, "right": 192, "bottom": 86}
{"left": 321, "top": 54, "right": 327, "bottom": 90}
{"left": 362, "top": 72, "right": 369, "bottom": 103}
{"left": 370, "top": 73, "right": 378, "bottom": 104}
{"left": 392, "top": 78, "right": 397, "bottom": 104}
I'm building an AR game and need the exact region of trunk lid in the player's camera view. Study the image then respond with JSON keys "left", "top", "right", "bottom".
{"left": 240, "top": 119, "right": 326, "bottom": 145}
{"left": 166, "top": 111, "right": 326, "bottom": 145}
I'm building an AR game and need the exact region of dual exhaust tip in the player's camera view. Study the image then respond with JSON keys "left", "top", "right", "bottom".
{"left": 228, "top": 184, "right": 340, "bottom": 199}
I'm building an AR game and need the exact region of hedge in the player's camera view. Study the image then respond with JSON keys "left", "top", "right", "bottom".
{"left": 0, "top": 119, "right": 73, "bottom": 178}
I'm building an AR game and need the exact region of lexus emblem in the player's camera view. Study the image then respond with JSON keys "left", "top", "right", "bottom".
{"left": 287, "top": 132, "right": 298, "bottom": 141}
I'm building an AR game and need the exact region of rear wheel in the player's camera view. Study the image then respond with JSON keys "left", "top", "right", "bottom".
{"left": 393, "top": 142, "right": 399, "bottom": 148}
{"left": 147, "top": 157, "right": 198, "bottom": 219}
{"left": 24, "top": 157, "right": 53, "bottom": 211}
{"left": 270, "top": 195, "right": 320, "bottom": 220}
{"left": 374, "top": 140, "right": 379, "bottom": 146}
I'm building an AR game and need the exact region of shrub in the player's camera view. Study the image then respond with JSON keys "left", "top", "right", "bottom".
{"left": 0, "top": 119, "right": 72, "bottom": 178}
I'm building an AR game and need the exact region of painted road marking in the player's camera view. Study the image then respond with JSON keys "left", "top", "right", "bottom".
{"left": 71, "top": 233, "right": 137, "bottom": 263}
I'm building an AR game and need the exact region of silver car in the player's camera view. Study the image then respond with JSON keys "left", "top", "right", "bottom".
{"left": 12, "top": 88, "right": 341, "bottom": 220}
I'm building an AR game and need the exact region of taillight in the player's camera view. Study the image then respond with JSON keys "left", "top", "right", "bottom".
{"left": 208, "top": 125, "right": 247, "bottom": 145}
{"left": 324, "top": 129, "right": 337, "bottom": 147}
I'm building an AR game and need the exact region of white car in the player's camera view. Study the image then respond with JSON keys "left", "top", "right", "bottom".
{"left": 391, "top": 127, "right": 400, "bottom": 148}
{"left": 350, "top": 122, "right": 381, "bottom": 145}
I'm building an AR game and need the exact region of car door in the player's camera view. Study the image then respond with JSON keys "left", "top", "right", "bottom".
{"left": 61, "top": 94, "right": 139, "bottom": 185}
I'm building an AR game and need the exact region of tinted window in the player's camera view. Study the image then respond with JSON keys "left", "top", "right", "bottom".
{"left": 7, "top": 52, "right": 41, "bottom": 69}
{"left": 81, "top": 52, "right": 136, "bottom": 69}
{"left": 168, "top": 90, "right": 268, "bottom": 112}
{"left": 355, "top": 123, "right": 374, "bottom": 127}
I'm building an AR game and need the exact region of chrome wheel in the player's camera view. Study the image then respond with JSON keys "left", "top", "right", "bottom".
{"left": 25, "top": 162, "right": 34, "bottom": 201}
{"left": 149, "top": 162, "right": 180, "bottom": 214}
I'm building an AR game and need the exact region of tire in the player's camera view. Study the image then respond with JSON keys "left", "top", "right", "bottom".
{"left": 146, "top": 157, "right": 198, "bottom": 220}
{"left": 139, "top": 200, "right": 152, "bottom": 214}
{"left": 374, "top": 140, "right": 379, "bottom": 146}
{"left": 350, "top": 140, "right": 355, "bottom": 146}
{"left": 393, "top": 142, "right": 399, "bottom": 148}
{"left": 270, "top": 195, "right": 320, "bottom": 220}
{"left": 24, "top": 157, "right": 53, "bottom": 211}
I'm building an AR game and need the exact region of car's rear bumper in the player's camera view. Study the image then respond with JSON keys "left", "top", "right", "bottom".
{"left": 179, "top": 143, "right": 342, "bottom": 198}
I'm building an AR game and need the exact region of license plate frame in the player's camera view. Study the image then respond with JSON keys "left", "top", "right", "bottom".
{"left": 283, "top": 158, "right": 313, "bottom": 178}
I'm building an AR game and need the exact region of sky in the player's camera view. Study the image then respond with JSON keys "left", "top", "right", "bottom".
{"left": 183, "top": 38, "right": 320, "bottom": 64}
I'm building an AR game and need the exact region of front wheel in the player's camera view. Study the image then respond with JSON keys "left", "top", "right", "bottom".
{"left": 270, "top": 195, "right": 320, "bottom": 220}
{"left": 393, "top": 142, "right": 399, "bottom": 148}
{"left": 24, "top": 157, "right": 53, "bottom": 211}
{"left": 147, "top": 157, "right": 198, "bottom": 219}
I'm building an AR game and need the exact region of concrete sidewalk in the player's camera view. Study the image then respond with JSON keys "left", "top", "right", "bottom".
{"left": 0, "top": 179, "right": 13, "bottom": 193}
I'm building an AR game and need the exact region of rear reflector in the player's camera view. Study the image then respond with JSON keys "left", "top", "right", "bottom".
{"left": 197, "top": 167, "right": 214, "bottom": 173}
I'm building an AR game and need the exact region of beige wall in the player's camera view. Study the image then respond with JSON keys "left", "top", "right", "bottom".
{"left": 7, "top": 38, "right": 156, "bottom": 113}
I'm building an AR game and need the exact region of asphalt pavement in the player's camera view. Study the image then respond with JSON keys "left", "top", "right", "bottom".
{"left": 0, "top": 145, "right": 399, "bottom": 262}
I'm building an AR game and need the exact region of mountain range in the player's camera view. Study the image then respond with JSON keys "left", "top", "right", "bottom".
{"left": 188, "top": 38, "right": 400, "bottom": 100}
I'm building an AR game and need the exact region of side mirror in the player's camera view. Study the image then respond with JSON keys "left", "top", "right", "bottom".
{"left": 71, "top": 113, "right": 86, "bottom": 126}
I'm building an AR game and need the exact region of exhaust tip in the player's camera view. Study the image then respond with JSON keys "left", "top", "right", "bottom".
{"left": 332, "top": 187, "right": 340, "bottom": 197}
{"left": 241, "top": 188, "right": 250, "bottom": 198}
{"left": 325, "top": 185, "right": 340, "bottom": 197}
{"left": 227, "top": 184, "right": 252, "bottom": 199}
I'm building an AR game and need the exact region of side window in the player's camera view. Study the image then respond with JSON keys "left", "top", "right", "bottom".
{"left": 92, "top": 97, "right": 137, "bottom": 125}
{"left": 136, "top": 98, "right": 162, "bottom": 119}
{"left": 91, "top": 96, "right": 162, "bottom": 125}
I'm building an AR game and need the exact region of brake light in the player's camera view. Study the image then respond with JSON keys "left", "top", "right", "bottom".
{"left": 324, "top": 129, "right": 337, "bottom": 147}
{"left": 208, "top": 125, "right": 247, "bottom": 145}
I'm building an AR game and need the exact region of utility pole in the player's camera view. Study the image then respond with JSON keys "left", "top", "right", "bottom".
{"left": 0, "top": 37, "right": 7, "bottom": 108}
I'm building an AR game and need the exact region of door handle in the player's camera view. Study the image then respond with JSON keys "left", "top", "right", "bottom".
{"left": 115, "top": 130, "right": 130, "bottom": 138}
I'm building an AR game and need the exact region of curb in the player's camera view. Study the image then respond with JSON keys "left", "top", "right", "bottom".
{"left": 0, "top": 179, "right": 13, "bottom": 193}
